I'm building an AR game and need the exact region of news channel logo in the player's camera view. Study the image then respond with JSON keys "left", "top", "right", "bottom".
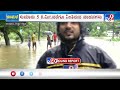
{"left": 20, "top": 71, "right": 24, "bottom": 76}
{"left": 105, "top": 14, "right": 114, "bottom": 22}
{"left": 46, "top": 57, "right": 55, "bottom": 64}
{"left": 63, "top": 64, "right": 78, "bottom": 69}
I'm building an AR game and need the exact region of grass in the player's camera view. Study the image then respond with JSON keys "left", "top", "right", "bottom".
{"left": 111, "top": 38, "right": 120, "bottom": 42}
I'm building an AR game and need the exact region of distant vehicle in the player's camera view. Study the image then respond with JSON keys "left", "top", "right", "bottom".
{"left": 43, "top": 31, "right": 53, "bottom": 35}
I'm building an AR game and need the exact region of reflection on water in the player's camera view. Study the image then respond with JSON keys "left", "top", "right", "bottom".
{"left": 0, "top": 43, "right": 41, "bottom": 69}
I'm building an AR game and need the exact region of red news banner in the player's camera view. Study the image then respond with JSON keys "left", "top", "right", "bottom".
{"left": 47, "top": 58, "right": 81, "bottom": 64}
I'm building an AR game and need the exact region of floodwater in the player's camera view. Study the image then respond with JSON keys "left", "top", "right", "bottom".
{"left": 0, "top": 41, "right": 46, "bottom": 69}
{"left": 0, "top": 37, "right": 120, "bottom": 69}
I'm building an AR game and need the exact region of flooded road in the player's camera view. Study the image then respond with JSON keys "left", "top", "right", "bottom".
{"left": 0, "top": 37, "right": 120, "bottom": 69}
{"left": 0, "top": 40, "right": 48, "bottom": 69}
{"left": 85, "top": 37, "right": 120, "bottom": 68}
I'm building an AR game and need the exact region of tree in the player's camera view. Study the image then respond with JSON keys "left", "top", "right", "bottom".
{"left": 87, "top": 22, "right": 107, "bottom": 37}
{"left": 0, "top": 21, "right": 58, "bottom": 46}
{"left": 0, "top": 20, "right": 24, "bottom": 45}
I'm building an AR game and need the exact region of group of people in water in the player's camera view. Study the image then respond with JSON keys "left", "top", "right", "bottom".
{"left": 27, "top": 32, "right": 59, "bottom": 51}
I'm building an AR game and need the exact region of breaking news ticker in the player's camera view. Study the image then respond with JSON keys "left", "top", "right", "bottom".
{"left": 5, "top": 14, "right": 105, "bottom": 22}
{"left": 5, "top": 13, "right": 115, "bottom": 22}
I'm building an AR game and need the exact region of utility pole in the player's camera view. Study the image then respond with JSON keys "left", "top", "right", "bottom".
{"left": 38, "top": 22, "right": 40, "bottom": 42}
{"left": 112, "top": 22, "right": 115, "bottom": 39}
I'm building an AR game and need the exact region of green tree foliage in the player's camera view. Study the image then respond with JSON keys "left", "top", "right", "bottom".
{"left": 87, "top": 20, "right": 120, "bottom": 37}
{"left": 0, "top": 21, "right": 57, "bottom": 43}
{"left": 23, "top": 22, "right": 56, "bottom": 39}
{"left": 1, "top": 20, "right": 120, "bottom": 45}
